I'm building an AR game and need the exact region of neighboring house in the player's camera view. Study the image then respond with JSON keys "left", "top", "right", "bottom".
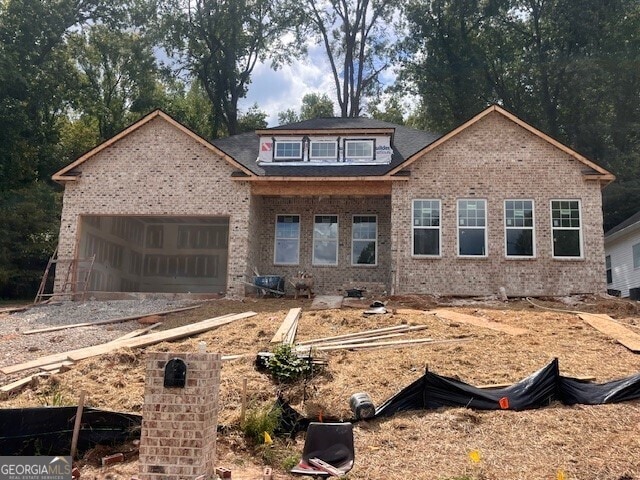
{"left": 52, "top": 105, "right": 615, "bottom": 298}
{"left": 604, "top": 212, "right": 640, "bottom": 299}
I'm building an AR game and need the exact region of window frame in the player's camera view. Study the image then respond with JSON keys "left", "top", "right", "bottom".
{"left": 504, "top": 199, "right": 536, "bottom": 259}
{"left": 273, "top": 140, "right": 303, "bottom": 161}
{"left": 344, "top": 139, "right": 375, "bottom": 161}
{"left": 313, "top": 214, "right": 339, "bottom": 266}
{"left": 273, "top": 214, "right": 300, "bottom": 266}
{"left": 606, "top": 254, "right": 613, "bottom": 284}
{"left": 412, "top": 199, "right": 441, "bottom": 258}
{"left": 550, "top": 199, "right": 583, "bottom": 259}
{"left": 457, "top": 199, "right": 488, "bottom": 257}
{"left": 309, "top": 140, "right": 338, "bottom": 161}
{"left": 633, "top": 243, "right": 640, "bottom": 269}
{"left": 351, "top": 215, "right": 378, "bottom": 266}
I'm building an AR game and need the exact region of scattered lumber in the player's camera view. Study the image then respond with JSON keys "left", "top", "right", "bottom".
{"left": 296, "top": 324, "right": 422, "bottom": 346}
{"left": 0, "top": 311, "right": 256, "bottom": 375}
{"left": 305, "top": 337, "right": 470, "bottom": 352}
{"left": 0, "top": 305, "right": 29, "bottom": 315}
{"left": 0, "top": 370, "right": 59, "bottom": 398}
{"left": 22, "top": 305, "right": 200, "bottom": 335}
{"left": 39, "top": 361, "right": 74, "bottom": 372}
{"left": 428, "top": 309, "right": 530, "bottom": 335}
{"left": 578, "top": 313, "right": 640, "bottom": 353}
{"left": 301, "top": 326, "right": 430, "bottom": 348}
{"left": 112, "top": 322, "right": 162, "bottom": 341}
{"left": 270, "top": 308, "right": 302, "bottom": 345}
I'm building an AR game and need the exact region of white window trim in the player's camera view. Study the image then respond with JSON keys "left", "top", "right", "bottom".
{"left": 550, "top": 199, "right": 584, "bottom": 260}
{"left": 457, "top": 199, "right": 488, "bottom": 258}
{"left": 313, "top": 214, "right": 339, "bottom": 266}
{"left": 344, "top": 139, "right": 375, "bottom": 160}
{"left": 273, "top": 214, "right": 300, "bottom": 265}
{"left": 274, "top": 140, "right": 303, "bottom": 160}
{"left": 309, "top": 140, "right": 338, "bottom": 161}
{"left": 504, "top": 199, "right": 536, "bottom": 259}
{"left": 351, "top": 215, "right": 378, "bottom": 266}
{"left": 411, "top": 199, "right": 442, "bottom": 258}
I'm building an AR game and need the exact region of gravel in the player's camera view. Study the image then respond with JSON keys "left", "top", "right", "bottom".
{"left": 0, "top": 299, "right": 197, "bottom": 377}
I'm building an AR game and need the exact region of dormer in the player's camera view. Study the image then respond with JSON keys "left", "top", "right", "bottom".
{"left": 255, "top": 119, "right": 395, "bottom": 166}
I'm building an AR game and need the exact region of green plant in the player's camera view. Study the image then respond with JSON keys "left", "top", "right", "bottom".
{"left": 241, "top": 404, "right": 281, "bottom": 445}
{"left": 267, "top": 344, "right": 312, "bottom": 383}
{"left": 281, "top": 454, "right": 300, "bottom": 471}
{"left": 38, "top": 386, "right": 71, "bottom": 406}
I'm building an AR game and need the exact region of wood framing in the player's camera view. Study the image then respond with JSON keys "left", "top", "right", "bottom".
{"left": 251, "top": 181, "right": 392, "bottom": 196}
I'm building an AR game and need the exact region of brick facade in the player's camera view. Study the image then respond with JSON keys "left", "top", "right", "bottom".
{"left": 391, "top": 111, "right": 606, "bottom": 296}
{"left": 54, "top": 109, "right": 608, "bottom": 298}
{"left": 138, "top": 352, "right": 221, "bottom": 480}
{"left": 55, "top": 117, "right": 253, "bottom": 297}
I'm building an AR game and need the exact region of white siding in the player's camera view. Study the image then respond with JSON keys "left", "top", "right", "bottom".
{"left": 604, "top": 225, "right": 640, "bottom": 297}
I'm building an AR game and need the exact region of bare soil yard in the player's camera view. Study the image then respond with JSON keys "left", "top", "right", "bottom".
{"left": 1, "top": 295, "right": 640, "bottom": 480}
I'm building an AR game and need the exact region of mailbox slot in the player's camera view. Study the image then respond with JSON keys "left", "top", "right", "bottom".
{"left": 164, "top": 358, "right": 187, "bottom": 388}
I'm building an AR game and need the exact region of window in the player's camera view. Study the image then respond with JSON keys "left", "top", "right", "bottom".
{"left": 345, "top": 140, "right": 374, "bottom": 160}
{"left": 504, "top": 200, "right": 535, "bottom": 257}
{"left": 352, "top": 216, "right": 377, "bottom": 265}
{"left": 551, "top": 200, "right": 582, "bottom": 258}
{"left": 274, "top": 141, "right": 302, "bottom": 160}
{"left": 412, "top": 200, "right": 440, "bottom": 256}
{"left": 274, "top": 215, "right": 300, "bottom": 265}
{"left": 458, "top": 199, "right": 487, "bottom": 256}
{"left": 310, "top": 141, "right": 337, "bottom": 160}
{"left": 633, "top": 243, "right": 640, "bottom": 269}
{"left": 606, "top": 255, "right": 613, "bottom": 284}
{"left": 313, "top": 215, "right": 338, "bottom": 265}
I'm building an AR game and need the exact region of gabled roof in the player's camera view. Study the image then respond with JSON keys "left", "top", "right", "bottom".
{"left": 213, "top": 118, "right": 440, "bottom": 177}
{"left": 52, "top": 110, "right": 255, "bottom": 182}
{"left": 605, "top": 211, "right": 640, "bottom": 238}
{"left": 386, "top": 105, "right": 615, "bottom": 184}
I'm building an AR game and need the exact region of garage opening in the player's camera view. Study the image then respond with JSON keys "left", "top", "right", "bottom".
{"left": 78, "top": 216, "right": 229, "bottom": 294}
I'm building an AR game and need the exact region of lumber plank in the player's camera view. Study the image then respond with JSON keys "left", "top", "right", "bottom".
{"left": 0, "top": 370, "right": 59, "bottom": 397}
{"left": 1, "top": 312, "right": 255, "bottom": 375}
{"left": 270, "top": 308, "right": 302, "bottom": 344}
{"left": 39, "top": 361, "right": 74, "bottom": 372}
{"left": 578, "top": 313, "right": 640, "bottom": 353}
{"left": 112, "top": 323, "right": 162, "bottom": 341}
{"left": 311, "top": 337, "right": 470, "bottom": 352}
{"left": 429, "top": 309, "right": 530, "bottom": 335}
{"left": 296, "top": 324, "right": 414, "bottom": 346}
{"left": 301, "top": 326, "right": 429, "bottom": 348}
{"left": 22, "top": 305, "right": 201, "bottom": 335}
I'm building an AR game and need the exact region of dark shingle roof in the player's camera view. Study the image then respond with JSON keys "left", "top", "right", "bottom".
{"left": 211, "top": 117, "right": 441, "bottom": 177}
{"left": 605, "top": 211, "right": 640, "bottom": 237}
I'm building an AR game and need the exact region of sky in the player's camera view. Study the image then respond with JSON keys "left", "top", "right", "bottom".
{"left": 237, "top": 43, "right": 401, "bottom": 127}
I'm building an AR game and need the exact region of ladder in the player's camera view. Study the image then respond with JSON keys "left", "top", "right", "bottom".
{"left": 34, "top": 247, "right": 96, "bottom": 304}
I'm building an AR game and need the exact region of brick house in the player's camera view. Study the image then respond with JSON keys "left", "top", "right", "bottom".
{"left": 52, "top": 105, "right": 614, "bottom": 298}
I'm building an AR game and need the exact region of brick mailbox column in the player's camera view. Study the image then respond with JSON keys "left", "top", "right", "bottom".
{"left": 139, "top": 352, "right": 221, "bottom": 480}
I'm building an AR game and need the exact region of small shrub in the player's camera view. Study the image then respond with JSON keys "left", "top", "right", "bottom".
{"left": 268, "top": 344, "right": 312, "bottom": 383}
{"left": 241, "top": 405, "right": 280, "bottom": 445}
{"left": 281, "top": 453, "right": 299, "bottom": 471}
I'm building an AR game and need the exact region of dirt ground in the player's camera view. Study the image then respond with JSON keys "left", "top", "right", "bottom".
{"left": 2, "top": 294, "right": 640, "bottom": 480}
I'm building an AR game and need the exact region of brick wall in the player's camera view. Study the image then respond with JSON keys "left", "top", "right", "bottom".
{"left": 55, "top": 117, "right": 252, "bottom": 297}
{"left": 253, "top": 196, "right": 391, "bottom": 295}
{"left": 391, "top": 111, "right": 606, "bottom": 296}
{"left": 138, "top": 352, "right": 221, "bottom": 480}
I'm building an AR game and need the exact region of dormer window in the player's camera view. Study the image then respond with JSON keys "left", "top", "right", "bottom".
{"left": 345, "top": 139, "right": 375, "bottom": 161}
{"left": 310, "top": 141, "right": 338, "bottom": 161}
{"left": 274, "top": 140, "right": 303, "bottom": 160}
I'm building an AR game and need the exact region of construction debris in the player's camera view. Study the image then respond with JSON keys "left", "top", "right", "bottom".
{"left": 428, "top": 309, "right": 530, "bottom": 335}
{"left": 270, "top": 307, "right": 302, "bottom": 345}
{"left": 578, "top": 313, "right": 640, "bottom": 352}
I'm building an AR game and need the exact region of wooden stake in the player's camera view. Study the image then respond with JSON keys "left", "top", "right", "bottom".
{"left": 240, "top": 378, "right": 248, "bottom": 425}
{"left": 70, "top": 390, "right": 86, "bottom": 459}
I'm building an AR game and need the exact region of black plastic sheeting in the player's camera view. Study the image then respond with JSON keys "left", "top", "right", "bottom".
{"left": 0, "top": 407, "right": 141, "bottom": 455}
{"left": 374, "top": 358, "right": 640, "bottom": 418}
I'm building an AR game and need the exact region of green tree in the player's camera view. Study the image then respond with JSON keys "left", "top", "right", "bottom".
{"left": 238, "top": 103, "right": 268, "bottom": 132}
{"left": 285, "top": 0, "right": 404, "bottom": 117}
{"left": 277, "top": 92, "right": 335, "bottom": 124}
{"left": 159, "top": 0, "right": 287, "bottom": 137}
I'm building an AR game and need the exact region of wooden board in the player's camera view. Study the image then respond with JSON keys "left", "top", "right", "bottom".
{"left": 429, "top": 309, "right": 530, "bottom": 335}
{"left": 309, "top": 337, "right": 470, "bottom": 352}
{"left": 578, "top": 313, "right": 640, "bottom": 353}
{"left": 112, "top": 323, "right": 162, "bottom": 341}
{"left": 22, "top": 305, "right": 200, "bottom": 335}
{"left": 0, "top": 370, "right": 59, "bottom": 397}
{"left": 39, "top": 361, "right": 74, "bottom": 372}
{"left": 296, "top": 324, "right": 413, "bottom": 346}
{"left": 0, "top": 312, "right": 255, "bottom": 375}
{"left": 270, "top": 308, "right": 302, "bottom": 344}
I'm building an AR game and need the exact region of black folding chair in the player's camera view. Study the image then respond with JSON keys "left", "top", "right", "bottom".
{"left": 290, "top": 422, "right": 355, "bottom": 478}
